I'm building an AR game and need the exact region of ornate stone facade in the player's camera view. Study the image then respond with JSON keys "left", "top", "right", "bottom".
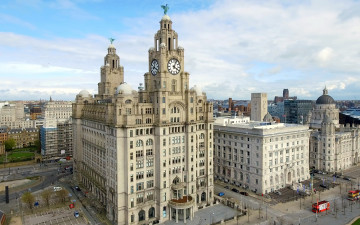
{"left": 309, "top": 89, "right": 360, "bottom": 172}
{"left": 214, "top": 117, "right": 310, "bottom": 194}
{"left": 73, "top": 14, "right": 214, "bottom": 225}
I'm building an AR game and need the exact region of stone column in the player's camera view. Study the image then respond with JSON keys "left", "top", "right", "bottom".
{"left": 170, "top": 207, "right": 172, "bottom": 221}
{"left": 176, "top": 209, "right": 178, "bottom": 223}
{"left": 184, "top": 208, "right": 187, "bottom": 223}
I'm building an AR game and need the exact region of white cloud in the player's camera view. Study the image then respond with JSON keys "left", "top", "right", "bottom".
{"left": 317, "top": 47, "right": 334, "bottom": 65}
{"left": 1, "top": 0, "right": 360, "bottom": 100}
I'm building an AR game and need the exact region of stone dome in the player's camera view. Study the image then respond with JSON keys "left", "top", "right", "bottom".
{"left": 161, "top": 14, "right": 171, "bottom": 21}
{"left": 108, "top": 44, "right": 115, "bottom": 49}
{"left": 316, "top": 87, "right": 335, "bottom": 104}
{"left": 116, "top": 83, "right": 133, "bottom": 95}
{"left": 263, "top": 112, "right": 273, "bottom": 122}
{"left": 78, "top": 90, "right": 91, "bottom": 98}
{"left": 191, "top": 85, "right": 203, "bottom": 96}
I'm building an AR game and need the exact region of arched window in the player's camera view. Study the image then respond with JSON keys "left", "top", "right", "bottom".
{"left": 149, "top": 207, "right": 155, "bottom": 218}
{"left": 173, "top": 177, "right": 180, "bottom": 184}
{"left": 146, "top": 139, "right": 153, "bottom": 146}
{"left": 125, "top": 99, "right": 132, "bottom": 104}
{"left": 136, "top": 140, "right": 143, "bottom": 147}
{"left": 199, "top": 133, "right": 205, "bottom": 139}
{"left": 139, "top": 210, "right": 145, "bottom": 221}
{"left": 201, "top": 192, "right": 206, "bottom": 201}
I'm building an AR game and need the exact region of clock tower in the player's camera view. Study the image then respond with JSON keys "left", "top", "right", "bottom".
{"left": 73, "top": 9, "right": 214, "bottom": 225}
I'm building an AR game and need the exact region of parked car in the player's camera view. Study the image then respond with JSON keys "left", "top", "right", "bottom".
{"left": 317, "top": 170, "right": 323, "bottom": 174}
{"left": 320, "top": 184, "right": 328, "bottom": 189}
{"left": 231, "top": 188, "right": 239, "bottom": 193}
{"left": 275, "top": 191, "right": 282, "bottom": 195}
{"left": 239, "top": 191, "right": 248, "bottom": 196}
{"left": 218, "top": 192, "right": 225, "bottom": 197}
{"left": 74, "top": 186, "right": 81, "bottom": 191}
{"left": 53, "top": 187, "right": 62, "bottom": 192}
{"left": 343, "top": 177, "right": 351, "bottom": 181}
{"left": 224, "top": 186, "right": 230, "bottom": 189}
{"left": 74, "top": 211, "right": 80, "bottom": 218}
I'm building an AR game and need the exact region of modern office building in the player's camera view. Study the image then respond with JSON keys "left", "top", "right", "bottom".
{"left": 40, "top": 100, "right": 73, "bottom": 158}
{"left": 283, "top": 99, "right": 313, "bottom": 124}
{"left": 214, "top": 117, "right": 310, "bottom": 194}
{"left": 73, "top": 13, "right": 214, "bottom": 224}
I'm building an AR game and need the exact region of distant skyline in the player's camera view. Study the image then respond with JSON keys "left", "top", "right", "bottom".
{"left": 1, "top": 0, "right": 360, "bottom": 101}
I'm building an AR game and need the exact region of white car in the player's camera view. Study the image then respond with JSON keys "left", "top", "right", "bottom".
{"left": 53, "top": 187, "right": 62, "bottom": 192}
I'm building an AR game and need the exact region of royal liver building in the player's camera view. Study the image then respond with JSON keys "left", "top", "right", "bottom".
{"left": 73, "top": 11, "right": 214, "bottom": 224}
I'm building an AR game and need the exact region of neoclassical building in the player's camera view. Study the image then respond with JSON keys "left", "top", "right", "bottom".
{"left": 310, "top": 87, "right": 339, "bottom": 129}
{"left": 214, "top": 116, "right": 310, "bottom": 194}
{"left": 73, "top": 13, "right": 214, "bottom": 224}
{"left": 309, "top": 89, "right": 360, "bottom": 172}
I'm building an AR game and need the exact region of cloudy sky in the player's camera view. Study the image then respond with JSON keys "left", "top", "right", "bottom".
{"left": 1, "top": 0, "right": 360, "bottom": 101}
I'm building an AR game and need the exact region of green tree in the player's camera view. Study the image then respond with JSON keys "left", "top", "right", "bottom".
{"left": 22, "top": 191, "right": 35, "bottom": 210}
{"left": 34, "top": 140, "right": 41, "bottom": 153}
{"left": 41, "top": 189, "right": 52, "bottom": 208}
{"left": 4, "top": 138, "right": 16, "bottom": 151}
{"left": 56, "top": 189, "right": 69, "bottom": 203}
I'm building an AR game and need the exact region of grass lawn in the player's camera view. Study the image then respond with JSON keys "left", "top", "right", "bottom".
{"left": 353, "top": 218, "right": 360, "bottom": 225}
{"left": 0, "top": 151, "right": 34, "bottom": 163}
{"left": 12, "top": 146, "right": 37, "bottom": 152}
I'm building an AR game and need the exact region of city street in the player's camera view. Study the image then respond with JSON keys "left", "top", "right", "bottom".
{"left": 215, "top": 165, "right": 360, "bottom": 225}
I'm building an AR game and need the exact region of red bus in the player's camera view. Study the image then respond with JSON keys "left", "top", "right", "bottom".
{"left": 312, "top": 201, "right": 330, "bottom": 213}
{"left": 348, "top": 190, "right": 360, "bottom": 201}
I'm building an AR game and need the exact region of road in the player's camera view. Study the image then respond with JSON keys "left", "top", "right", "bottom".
{"left": 0, "top": 163, "right": 72, "bottom": 214}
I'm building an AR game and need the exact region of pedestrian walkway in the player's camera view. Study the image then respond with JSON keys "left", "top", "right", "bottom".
{"left": 162, "top": 204, "right": 238, "bottom": 225}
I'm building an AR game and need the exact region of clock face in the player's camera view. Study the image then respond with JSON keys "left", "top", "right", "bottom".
{"left": 151, "top": 59, "right": 159, "bottom": 75}
{"left": 167, "top": 58, "right": 181, "bottom": 75}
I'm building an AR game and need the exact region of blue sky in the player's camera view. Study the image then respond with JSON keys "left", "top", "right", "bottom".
{"left": 1, "top": 0, "right": 360, "bottom": 101}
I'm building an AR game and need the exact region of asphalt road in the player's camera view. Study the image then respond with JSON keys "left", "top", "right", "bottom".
{"left": 0, "top": 165, "right": 72, "bottom": 214}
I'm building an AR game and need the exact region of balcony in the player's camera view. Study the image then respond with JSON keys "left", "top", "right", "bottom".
{"left": 168, "top": 195, "right": 194, "bottom": 208}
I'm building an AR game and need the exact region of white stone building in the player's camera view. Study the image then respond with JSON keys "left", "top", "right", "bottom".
{"left": 214, "top": 116, "right": 310, "bottom": 194}
{"left": 73, "top": 13, "right": 214, "bottom": 224}
{"left": 309, "top": 89, "right": 360, "bottom": 172}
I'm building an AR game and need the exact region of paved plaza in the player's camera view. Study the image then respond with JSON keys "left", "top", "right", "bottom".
{"left": 162, "top": 204, "right": 239, "bottom": 225}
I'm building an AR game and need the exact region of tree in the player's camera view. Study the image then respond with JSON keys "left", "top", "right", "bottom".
{"left": 4, "top": 138, "right": 16, "bottom": 151}
{"left": 56, "top": 189, "right": 69, "bottom": 203}
{"left": 41, "top": 189, "right": 52, "bottom": 208}
{"left": 34, "top": 140, "right": 41, "bottom": 153}
{"left": 22, "top": 192, "right": 35, "bottom": 210}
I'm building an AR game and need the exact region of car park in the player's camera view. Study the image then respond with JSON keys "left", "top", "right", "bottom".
{"left": 231, "top": 188, "right": 239, "bottom": 193}
{"left": 218, "top": 192, "right": 225, "bottom": 197}
{"left": 239, "top": 191, "right": 248, "bottom": 196}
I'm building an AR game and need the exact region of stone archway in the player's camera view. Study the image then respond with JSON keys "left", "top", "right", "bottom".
{"left": 287, "top": 172, "right": 291, "bottom": 183}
